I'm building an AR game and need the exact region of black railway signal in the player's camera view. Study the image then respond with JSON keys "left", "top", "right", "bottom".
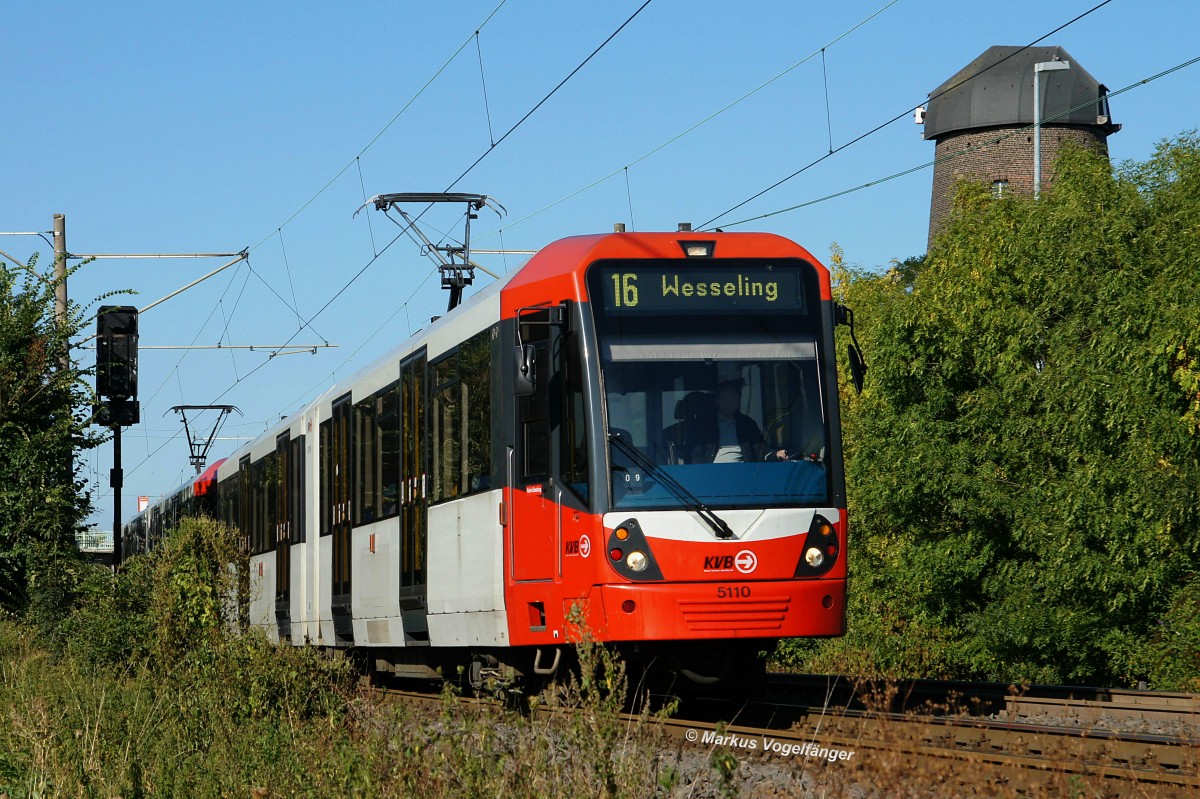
{"left": 97, "top": 305, "right": 139, "bottom": 401}
{"left": 96, "top": 305, "right": 140, "bottom": 427}
{"left": 95, "top": 305, "right": 140, "bottom": 567}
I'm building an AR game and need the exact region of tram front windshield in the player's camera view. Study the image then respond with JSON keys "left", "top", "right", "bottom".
{"left": 588, "top": 259, "right": 831, "bottom": 511}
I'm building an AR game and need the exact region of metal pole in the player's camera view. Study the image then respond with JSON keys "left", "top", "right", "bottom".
{"left": 73, "top": 251, "right": 248, "bottom": 348}
{"left": 53, "top": 214, "right": 68, "bottom": 368}
{"left": 1033, "top": 60, "right": 1070, "bottom": 200}
{"left": 80, "top": 343, "right": 337, "bottom": 351}
{"left": 1033, "top": 72, "right": 1042, "bottom": 200}
{"left": 70, "top": 253, "right": 245, "bottom": 259}
{"left": 138, "top": 251, "right": 247, "bottom": 314}
{"left": 111, "top": 422, "right": 123, "bottom": 568}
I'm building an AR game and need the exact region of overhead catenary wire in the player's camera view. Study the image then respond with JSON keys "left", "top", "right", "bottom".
{"left": 228, "top": 2, "right": 656, "bottom": 393}
{"left": 475, "top": 0, "right": 903, "bottom": 241}
{"left": 120, "top": 2, "right": 511, "bottom": 416}
{"left": 698, "top": 0, "right": 1118, "bottom": 230}
{"left": 276, "top": 229, "right": 303, "bottom": 329}
{"left": 141, "top": 263, "right": 249, "bottom": 410}
{"left": 95, "top": 6, "right": 516, "bottom": 499}
{"left": 356, "top": 158, "right": 379, "bottom": 257}
{"left": 475, "top": 30, "right": 497, "bottom": 147}
{"left": 78, "top": 0, "right": 940, "bottom": 502}
{"left": 821, "top": 48, "right": 834, "bottom": 154}
{"left": 100, "top": 0, "right": 800, "bottom": 506}
{"left": 148, "top": 0, "right": 514, "bottom": 379}
{"left": 624, "top": 167, "right": 636, "bottom": 231}
{"left": 443, "top": 0, "right": 656, "bottom": 193}
{"left": 99, "top": 227, "right": 415, "bottom": 491}
{"left": 247, "top": 0, "right": 510, "bottom": 254}
{"left": 273, "top": 266, "right": 442, "bottom": 419}
{"left": 173, "top": 15, "right": 1195, "bottom": 493}
{"left": 710, "top": 54, "right": 1200, "bottom": 230}
{"left": 243, "top": 261, "right": 329, "bottom": 344}
{"left": 82, "top": 0, "right": 1142, "bottom": 511}
{"left": 110, "top": 189, "right": 516, "bottom": 490}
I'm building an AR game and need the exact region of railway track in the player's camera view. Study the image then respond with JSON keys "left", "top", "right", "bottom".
{"left": 370, "top": 673, "right": 1200, "bottom": 797}
{"left": 764, "top": 673, "right": 1200, "bottom": 728}
{"left": 669, "top": 704, "right": 1198, "bottom": 797}
{"left": 669, "top": 675, "right": 1199, "bottom": 797}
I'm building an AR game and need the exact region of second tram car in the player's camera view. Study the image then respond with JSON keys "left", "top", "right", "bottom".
{"left": 126, "top": 229, "right": 852, "bottom": 685}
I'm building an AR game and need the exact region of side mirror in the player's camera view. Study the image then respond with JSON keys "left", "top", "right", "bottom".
{"left": 514, "top": 344, "right": 537, "bottom": 396}
{"left": 835, "top": 302, "right": 867, "bottom": 395}
{"left": 848, "top": 344, "right": 866, "bottom": 395}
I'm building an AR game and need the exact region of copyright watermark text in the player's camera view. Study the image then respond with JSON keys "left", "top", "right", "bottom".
{"left": 683, "top": 728, "right": 855, "bottom": 762}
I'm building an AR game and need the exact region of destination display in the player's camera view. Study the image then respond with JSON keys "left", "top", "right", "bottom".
{"left": 592, "top": 262, "right": 807, "bottom": 314}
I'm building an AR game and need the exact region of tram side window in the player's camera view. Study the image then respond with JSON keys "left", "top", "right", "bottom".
{"left": 379, "top": 387, "right": 399, "bottom": 519}
{"left": 290, "top": 435, "right": 306, "bottom": 543}
{"left": 430, "top": 328, "right": 495, "bottom": 503}
{"left": 319, "top": 419, "right": 332, "bottom": 536}
{"left": 251, "top": 455, "right": 277, "bottom": 556}
{"left": 431, "top": 354, "right": 461, "bottom": 503}
{"left": 355, "top": 384, "right": 400, "bottom": 525}
{"left": 561, "top": 332, "right": 589, "bottom": 503}
{"left": 276, "top": 438, "right": 290, "bottom": 546}
{"left": 217, "top": 478, "right": 226, "bottom": 525}
{"left": 221, "top": 476, "right": 239, "bottom": 532}
{"left": 355, "top": 396, "right": 378, "bottom": 524}
{"left": 461, "top": 328, "right": 493, "bottom": 493}
{"left": 265, "top": 453, "right": 278, "bottom": 555}
{"left": 238, "top": 458, "right": 251, "bottom": 552}
{"left": 251, "top": 459, "right": 264, "bottom": 555}
{"left": 519, "top": 314, "right": 551, "bottom": 481}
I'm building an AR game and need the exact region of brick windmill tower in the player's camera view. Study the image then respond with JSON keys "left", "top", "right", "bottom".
{"left": 921, "top": 45, "right": 1120, "bottom": 246}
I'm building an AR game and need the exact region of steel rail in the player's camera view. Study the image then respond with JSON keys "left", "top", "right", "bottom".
{"left": 367, "top": 673, "right": 1199, "bottom": 797}
{"left": 764, "top": 673, "right": 1200, "bottom": 725}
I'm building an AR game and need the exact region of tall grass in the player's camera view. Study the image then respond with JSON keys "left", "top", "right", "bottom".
{"left": 0, "top": 517, "right": 673, "bottom": 798}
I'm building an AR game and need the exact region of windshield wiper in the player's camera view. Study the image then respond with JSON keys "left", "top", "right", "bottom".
{"left": 608, "top": 431, "right": 735, "bottom": 539}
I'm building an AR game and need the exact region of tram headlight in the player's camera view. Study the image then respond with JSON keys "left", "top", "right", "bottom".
{"left": 796, "top": 514, "right": 839, "bottom": 578}
{"left": 607, "top": 518, "right": 663, "bottom": 580}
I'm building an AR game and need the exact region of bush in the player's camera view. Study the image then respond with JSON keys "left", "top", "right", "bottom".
{"left": 783, "top": 134, "right": 1200, "bottom": 686}
{"left": 1131, "top": 574, "right": 1200, "bottom": 690}
{"left": 1, "top": 252, "right": 114, "bottom": 617}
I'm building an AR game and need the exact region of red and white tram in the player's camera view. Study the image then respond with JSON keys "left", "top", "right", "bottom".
{"left": 126, "top": 229, "right": 852, "bottom": 685}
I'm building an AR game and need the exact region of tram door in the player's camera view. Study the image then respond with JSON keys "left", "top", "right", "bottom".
{"left": 330, "top": 394, "right": 354, "bottom": 644}
{"left": 238, "top": 455, "right": 251, "bottom": 627}
{"left": 513, "top": 311, "right": 557, "bottom": 582}
{"left": 275, "top": 431, "right": 292, "bottom": 641}
{"left": 399, "top": 351, "right": 429, "bottom": 640}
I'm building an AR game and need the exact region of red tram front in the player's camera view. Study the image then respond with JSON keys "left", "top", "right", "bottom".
{"left": 499, "top": 231, "right": 847, "bottom": 680}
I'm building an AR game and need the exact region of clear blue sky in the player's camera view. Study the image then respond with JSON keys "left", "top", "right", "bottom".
{"left": 3, "top": 1, "right": 1196, "bottom": 533}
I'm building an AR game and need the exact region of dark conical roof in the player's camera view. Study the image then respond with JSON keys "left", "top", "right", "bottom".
{"left": 923, "top": 45, "right": 1115, "bottom": 140}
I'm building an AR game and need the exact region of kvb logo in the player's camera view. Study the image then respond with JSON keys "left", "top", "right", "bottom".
{"left": 703, "top": 550, "right": 758, "bottom": 573}
{"left": 564, "top": 534, "right": 592, "bottom": 558}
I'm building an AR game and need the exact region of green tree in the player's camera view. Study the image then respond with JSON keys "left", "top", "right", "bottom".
{"left": 0, "top": 252, "right": 106, "bottom": 615}
{"left": 789, "top": 135, "right": 1200, "bottom": 686}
